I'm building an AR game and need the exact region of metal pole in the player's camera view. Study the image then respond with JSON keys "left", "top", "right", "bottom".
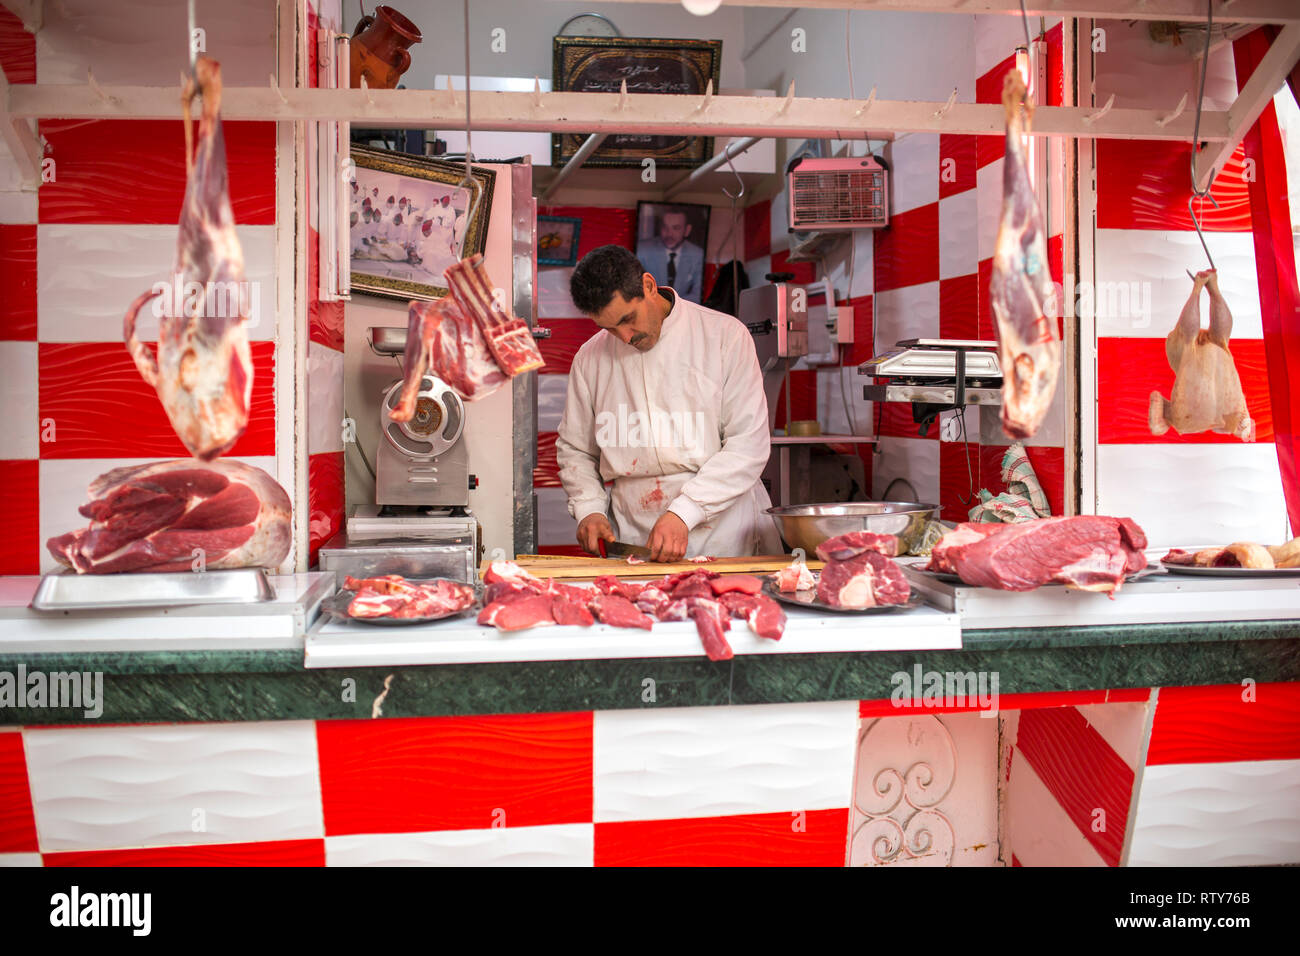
{"left": 539, "top": 132, "right": 608, "bottom": 202}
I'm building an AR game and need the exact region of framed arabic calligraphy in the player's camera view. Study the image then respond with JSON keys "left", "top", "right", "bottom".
{"left": 551, "top": 36, "right": 722, "bottom": 169}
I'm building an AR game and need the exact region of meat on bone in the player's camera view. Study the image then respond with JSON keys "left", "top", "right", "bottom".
{"left": 47, "top": 459, "right": 290, "bottom": 573}
{"left": 444, "top": 254, "right": 545, "bottom": 379}
{"left": 124, "top": 57, "right": 254, "bottom": 461}
{"left": 991, "top": 71, "right": 1061, "bottom": 439}
{"left": 1149, "top": 270, "right": 1254, "bottom": 442}
{"left": 816, "top": 550, "right": 911, "bottom": 609}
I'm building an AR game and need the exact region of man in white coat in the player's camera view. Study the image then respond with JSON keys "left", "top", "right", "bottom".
{"left": 556, "top": 245, "right": 782, "bottom": 562}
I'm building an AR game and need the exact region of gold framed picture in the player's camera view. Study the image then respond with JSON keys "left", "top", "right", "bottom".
{"left": 348, "top": 146, "right": 496, "bottom": 301}
{"left": 552, "top": 36, "right": 722, "bottom": 169}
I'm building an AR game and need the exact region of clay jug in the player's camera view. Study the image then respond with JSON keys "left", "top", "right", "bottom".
{"left": 350, "top": 6, "right": 421, "bottom": 90}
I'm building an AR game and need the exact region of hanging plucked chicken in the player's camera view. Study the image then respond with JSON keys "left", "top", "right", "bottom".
{"left": 1149, "top": 269, "right": 1254, "bottom": 442}
{"left": 990, "top": 71, "right": 1061, "bottom": 439}
{"left": 124, "top": 56, "right": 254, "bottom": 460}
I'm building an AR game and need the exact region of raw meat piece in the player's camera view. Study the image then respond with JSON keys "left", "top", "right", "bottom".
{"left": 717, "top": 592, "right": 786, "bottom": 640}
{"left": 688, "top": 555, "right": 716, "bottom": 563}
{"left": 670, "top": 573, "right": 716, "bottom": 600}
{"left": 47, "top": 459, "right": 290, "bottom": 574}
{"left": 481, "top": 560, "right": 544, "bottom": 588}
{"left": 390, "top": 295, "right": 508, "bottom": 413}
{"left": 774, "top": 562, "right": 817, "bottom": 592}
{"left": 589, "top": 592, "right": 654, "bottom": 630}
{"left": 1149, "top": 270, "right": 1254, "bottom": 442}
{"left": 545, "top": 579, "right": 592, "bottom": 603}
{"left": 626, "top": 555, "right": 647, "bottom": 565}
{"left": 686, "top": 598, "right": 733, "bottom": 661}
{"left": 348, "top": 577, "right": 475, "bottom": 619}
{"left": 1163, "top": 543, "right": 1273, "bottom": 569}
{"left": 926, "top": 524, "right": 1010, "bottom": 574}
{"left": 935, "top": 516, "right": 1148, "bottom": 594}
{"left": 657, "top": 568, "right": 720, "bottom": 592}
{"left": 124, "top": 57, "right": 254, "bottom": 461}
{"left": 478, "top": 593, "right": 556, "bottom": 631}
{"left": 593, "top": 575, "right": 644, "bottom": 601}
{"left": 815, "top": 532, "right": 900, "bottom": 561}
{"left": 444, "top": 254, "right": 544, "bottom": 378}
{"left": 655, "top": 599, "right": 691, "bottom": 622}
{"left": 816, "top": 551, "right": 911, "bottom": 609}
{"left": 551, "top": 594, "right": 595, "bottom": 627}
{"left": 1160, "top": 548, "right": 1196, "bottom": 566}
{"left": 633, "top": 586, "right": 672, "bottom": 617}
{"left": 991, "top": 71, "right": 1061, "bottom": 439}
{"left": 709, "top": 575, "right": 762, "bottom": 596}
{"left": 483, "top": 580, "right": 538, "bottom": 604}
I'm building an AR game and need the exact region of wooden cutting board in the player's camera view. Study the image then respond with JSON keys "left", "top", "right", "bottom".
{"left": 484, "top": 554, "right": 823, "bottom": 580}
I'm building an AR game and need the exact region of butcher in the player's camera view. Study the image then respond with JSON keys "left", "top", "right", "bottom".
{"left": 556, "top": 244, "right": 782, "bottom": 562}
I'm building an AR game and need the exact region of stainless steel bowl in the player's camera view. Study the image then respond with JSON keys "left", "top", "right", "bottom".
{"left": 766, "top": 502, "right": 940, "bottom": 555}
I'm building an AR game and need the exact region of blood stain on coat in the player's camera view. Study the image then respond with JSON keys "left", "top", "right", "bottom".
{"left": 640, "top": 479, "right": 665, "bottom": 510}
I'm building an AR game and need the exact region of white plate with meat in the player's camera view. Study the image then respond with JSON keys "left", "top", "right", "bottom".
{"left": 323, "top": 575, "right": 480, "bottom": 626}
{"left": 761, "top": 579, "right": 923, "bottom": 614}
{"left": 1160, "top": 564, "right": 1300, "bottom": 579}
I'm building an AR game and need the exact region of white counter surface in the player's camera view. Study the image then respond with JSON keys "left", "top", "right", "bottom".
{"left": 303, "top": 600, "right": 962, "bottom": 669}
{"left": 0, "top": 573, "right": 335, "bottom": 654}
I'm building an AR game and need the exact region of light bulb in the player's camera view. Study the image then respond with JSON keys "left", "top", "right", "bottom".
{"left": 681, "top": 0, "right": 723, "bottom": 15}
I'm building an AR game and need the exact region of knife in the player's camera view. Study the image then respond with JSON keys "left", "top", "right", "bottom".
{"left": 599, "top": 540, "right": 652, "bottom": 559}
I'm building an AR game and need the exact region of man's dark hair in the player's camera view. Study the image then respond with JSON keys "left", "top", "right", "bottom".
{"left": 570, "top": 244, "right": 646, "bottom": 316}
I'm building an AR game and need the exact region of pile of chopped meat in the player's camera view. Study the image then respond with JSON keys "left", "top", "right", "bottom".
{"left": 344, "top": 575, "right": 477, "bottom": 619}
{"left": 926, "top": 516, "right": 1148, "bottom": 595}
{"left": 478, "top": 560, "right": 785, "bottom": 661}
{"left": 813, "top": 532, "right": 911, "bottom": 609}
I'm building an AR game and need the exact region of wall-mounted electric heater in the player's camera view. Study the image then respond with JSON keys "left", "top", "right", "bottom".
{"left": 787, "top": 155, "right": 889, "bottom": 231}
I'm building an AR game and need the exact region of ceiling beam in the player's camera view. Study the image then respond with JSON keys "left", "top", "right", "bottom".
{"left": 595, "top": 0, "right": 1299, "bottom": 25}
{"left": 6, "top": 85, "right": 1232, "bottom": 142}
{"left": 1195, "top": 22, "right": 1300, "bottom": 190}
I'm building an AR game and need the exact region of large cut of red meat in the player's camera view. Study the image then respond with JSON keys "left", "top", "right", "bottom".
{"left": 123, "top": 57, "right": 254, "bottom": 461}
{"left": 931, "top": 516, "right": 1148, "bottom": 593}
{"left": 686, "top": 597, "right": 733, "bottom": 661}
{"left": 390, "top": 295, "right": 507, "bottom": 412}
{"left": 816, "top": 550, "right": 911, "bottom": 608}
{"left": 815, "top": 532, "right": 900, "bottom": 561}
{"left": 927, "top": 523, "right": 1009, "bottom": 573}
{"left": 47, "top": 459, "right": 291, "bottom": 574}
{"left": 445, "top": 254, "right": 545, "bottom": 378}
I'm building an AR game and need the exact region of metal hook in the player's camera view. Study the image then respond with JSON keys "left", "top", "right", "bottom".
{"left": 359, "top": 73, "right": 374, "bottom": 106}
{"left": 779, "top": 80, "right": 796, "bottom": 115}
{"left": 933, "top": 87, "right": 958, "bottom": 118}
{"left": 533, "top": 76, "right": 543, "bottom": 109}
{"left": 445, "top": 73, "right": 458, "bottom": 108}
{"left": 269, "top": 73, "right": 288, "bottom": 107}
{"left": 1155, "top": 92, "right": 1188, "bottom": 128}
{"left": 1187, "top": 192, "right": 1220, "bottom": 271}
{"left": 1082, "top": 93, "right": 1115, "bottom": 125}
{"left": 721, "top": 151, "right": 745, "bottom": 202}
{"left": 696, "top": 78, "right": 714, "bottom": 114}
{"left": 854, "top": 85, "right": 877, "bottom": 118}
{"left": 618, "top": 78, "right": 628, "bottom": 111}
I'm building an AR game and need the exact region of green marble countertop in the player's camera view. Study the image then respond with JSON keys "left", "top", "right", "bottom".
{"left": 2, "top": 617, "right": 1297, "bottom": 724}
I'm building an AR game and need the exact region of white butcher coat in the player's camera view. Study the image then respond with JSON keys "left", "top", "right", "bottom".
{"left": 556, "top": 289, "right": 782, "bottom": 557}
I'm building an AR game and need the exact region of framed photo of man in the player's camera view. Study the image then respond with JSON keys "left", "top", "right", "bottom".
{"left": 635, "top": 201, "right": 710, "bottom": 304}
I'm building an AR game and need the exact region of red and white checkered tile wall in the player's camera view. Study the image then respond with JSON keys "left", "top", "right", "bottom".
{"left": 0, "top": 3, "right": 284, "bottom": 575}
{"left": 1091, "top": 21, "right": 1289, "bottom": 547}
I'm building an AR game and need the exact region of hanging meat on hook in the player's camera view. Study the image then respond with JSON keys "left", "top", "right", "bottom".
{"left": 990, "top": 71, "right": 1061, "bottom": 439}
{"left": 123, "top": 56, "right": 254, "bottom": 460}
{"left": 1149, "top": 269, "right": 1254, "bottom": 442}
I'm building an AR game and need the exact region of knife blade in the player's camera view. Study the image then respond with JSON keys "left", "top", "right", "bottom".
{"left": 604, "top": 540, "right": 652, "bottom": 559}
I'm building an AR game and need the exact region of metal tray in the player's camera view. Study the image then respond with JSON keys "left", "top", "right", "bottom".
{"left": 1161, "top": 563, "right": 1300, "bottom": 578}
{"left": 322, "top": 579, "right": 480, "bottom": 627}
{"left": 911, "top": 567, "right": 1158, "bottom": 588}
{"left": 761, "top": 579, "right": 922, "bottom": 614}
{"left": 29, "top": 569, "right": 276, "bottom": 611}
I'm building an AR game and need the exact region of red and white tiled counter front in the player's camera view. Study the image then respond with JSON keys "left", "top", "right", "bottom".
{"left": 2, "top": 684, "right": 1297, "bottom": 867}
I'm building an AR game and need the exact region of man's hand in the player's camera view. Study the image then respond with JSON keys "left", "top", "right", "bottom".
{"left": 647, "top": 511, "right": 689, "bottom": 563}
{"left": 577, "top": 514, "right": 615, "bottom": 556}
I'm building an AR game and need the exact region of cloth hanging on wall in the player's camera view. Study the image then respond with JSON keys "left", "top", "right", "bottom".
{"left": 1233, "top": 27, "right": 1300, "bottom": 534}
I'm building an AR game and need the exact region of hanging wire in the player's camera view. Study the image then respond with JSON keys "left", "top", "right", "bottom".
{"left": 187, "top": 0, "right": 197, "bottom": 73}
{"left": 1188, "top": 0, "right": 1217, "bottom": 271}
{"left": 455, "top": 0, "right": 481, "bottom": 260}
{"left": 722, "top": 153, "right": 744, "bottom": 311}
